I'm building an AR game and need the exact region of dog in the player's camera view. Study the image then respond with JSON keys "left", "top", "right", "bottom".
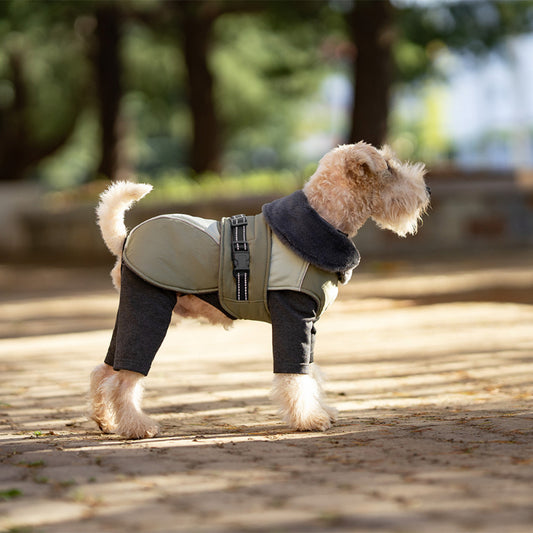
{"left": 88, "top": 142, "right": 430, "bottom": 439}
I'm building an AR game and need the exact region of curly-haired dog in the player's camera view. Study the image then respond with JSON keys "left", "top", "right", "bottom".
{"left": 89, "top": 142, "right": 430, "bottom": 439}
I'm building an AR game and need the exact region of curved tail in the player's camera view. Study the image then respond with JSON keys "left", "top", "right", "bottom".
{"left": 96, "top": 181, "right": 153, "bottom": 257}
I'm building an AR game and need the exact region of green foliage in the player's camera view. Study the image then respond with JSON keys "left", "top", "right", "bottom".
{"left": 121, "top": 21, "right": 190, "bottom": 176}
{"left": 0, "top": 488, "right": 22, "bottom": 501}
{"left": 122, "top": 23, "right": 188, "bottom": 138}
{"left": 120, "top": 4, "right": 331, "bottom": 175}
{"left": 38, "top": 111, "right": 99, "bottom": 188}
{"left": 125, "top": 9, "right": 330, "bottom": 174}
{"left": 45, "top": 168, "right": 311, "bottom": 207}
{"left": 17, "top": 459, "right": 45, "bottom": 468}
{"left": 214, "top": 11, "right": 327, "bottom": 165}
{"left": 147, "top": 168, "right": 306, "bottom": 203}
{"left": 0, "top": 0, "right": 90, "bottom": 179}
{"left": 389, "top": 82, "right": 452, "bottom": 162}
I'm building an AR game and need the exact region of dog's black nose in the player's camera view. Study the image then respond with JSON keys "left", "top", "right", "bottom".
{"left": 426, "top": 185, "right": 431, "bottom": 197}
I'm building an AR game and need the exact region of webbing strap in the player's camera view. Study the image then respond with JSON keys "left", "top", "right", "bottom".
{"left": 230, "top": 214, "right": 250, "bottom": 300}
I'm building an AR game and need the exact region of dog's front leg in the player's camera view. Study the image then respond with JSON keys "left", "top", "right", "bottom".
{"left": 268, "top": 292, "right": 337, "bottom": 431}
{"left": 101, "top": 369, "right": 160, "bottom": 439}
{"left": 270, "top": 366, "right": 337, "bottom": 431}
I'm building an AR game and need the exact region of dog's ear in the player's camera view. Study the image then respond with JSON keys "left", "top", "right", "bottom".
{"left": 344, "top": 142, "right": 387, "bottom": 179}
{"left": 379, "top": 144, "right": 428, "bottom": 182}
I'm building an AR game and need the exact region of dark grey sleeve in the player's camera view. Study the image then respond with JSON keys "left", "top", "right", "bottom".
{"left": 105, "top": 264, "right": 177, "bottom": 376}
{"left": 267, "top": 290, "right": 318, "bottom": 374}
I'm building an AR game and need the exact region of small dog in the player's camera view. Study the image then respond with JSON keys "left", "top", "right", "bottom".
{"left": 89, "top": 142, "right": 430, "bottom": 439}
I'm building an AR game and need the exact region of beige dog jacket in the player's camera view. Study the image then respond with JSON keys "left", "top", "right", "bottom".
{"left": 122, "top": 212, "right": 339, "bottom": 323}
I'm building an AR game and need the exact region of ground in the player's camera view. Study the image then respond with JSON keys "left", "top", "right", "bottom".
{"left": 1, "top": 250, "right": 532, "bottom": 533}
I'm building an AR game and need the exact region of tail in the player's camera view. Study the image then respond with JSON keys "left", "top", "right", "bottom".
{"left": 96, "top": 181, "right": 153, "bottom": 257}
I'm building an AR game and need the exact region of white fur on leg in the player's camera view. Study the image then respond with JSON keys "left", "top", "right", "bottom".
{"left": 101, "top": 370, "right": 160, "bottom": 439}
{"left": 270, "top": 368, "right": 337, "bottom": 431}
{"left": 88, "top": 363, "right": 117, "bottom": 433}
{"left": 310, "top": 364, "right": 339, "bottom": 422}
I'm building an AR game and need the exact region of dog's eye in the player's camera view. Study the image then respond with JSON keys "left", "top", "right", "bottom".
{"left": 386, "top": 162, "right": 392, "bottom": 173}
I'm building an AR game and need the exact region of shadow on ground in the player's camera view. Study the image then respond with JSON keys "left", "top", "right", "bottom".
{"left": 1, "top": 251, "right": 533, "bottom": 532}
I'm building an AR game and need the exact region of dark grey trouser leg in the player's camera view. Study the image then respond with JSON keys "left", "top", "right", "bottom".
{"left": 268, "top": 290, "right": 318, "bottom": 375}
{"left": 104, "top": 265, "right": 177, "bottom": 376}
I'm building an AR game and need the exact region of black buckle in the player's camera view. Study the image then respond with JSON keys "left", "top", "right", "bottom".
{"left": 232, "top": 250, "right": 250, "bottom": 272}
{"left": 230, "top": 215, "right": 247, "bottom": 227}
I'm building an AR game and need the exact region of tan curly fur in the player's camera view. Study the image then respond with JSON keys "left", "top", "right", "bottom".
{"left": 304, "top": 142, "right": 428, "bottom": 237}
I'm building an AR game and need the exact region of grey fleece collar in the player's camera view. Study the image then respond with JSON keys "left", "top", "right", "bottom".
{"left": 262, "top": 190, "right": 360, "bottom": 273}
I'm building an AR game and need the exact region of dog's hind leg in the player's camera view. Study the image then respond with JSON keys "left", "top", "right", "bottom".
{"left": 101, "top": 370, "right": 159, "bottom": 439}
{"left": 88, "top": 363, "right": 117, "bottom": 433}
{"left": 94, "top": 265, "right": 176, "bottom": 439}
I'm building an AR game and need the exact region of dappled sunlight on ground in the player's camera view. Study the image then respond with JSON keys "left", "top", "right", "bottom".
{"left": 1, "top": 251, "right": 532, "bottom": 532}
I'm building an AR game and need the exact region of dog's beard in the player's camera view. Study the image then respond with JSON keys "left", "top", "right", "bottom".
{"left": 372, "top": 198, "right": 428, "bottom": 237}
{"left": 374, "top": 210, "right": 424, "bottom": 237}
{"left": 372, "top": 180, "right": 429, "bottom": 237}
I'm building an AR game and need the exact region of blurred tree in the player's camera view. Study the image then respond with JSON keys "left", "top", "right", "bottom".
{"left": 347, "top": 0, "right": 393, "bottom": 147}
{"left": 176, "top": 0, "right": 222, "bottom": 174}
{"left": 0, "top": 1, "right": 86, "bottom": 182}
{"left": 91, "top": 3, "right": 127, "bottom": 180}
{"left": 130, "top": 0, "right": 326, "bottom": 176}
{"left": 214, "top": 2, "right": 329, "bottom": 171}
{"left": 128, "top": 0, "right": 264, "bottom": 175}
{"left": 344, "top": 0, "right": 533, "bottom": 147}
{"left": 168, "top": 1, "right": 326, "bottom": 175}
{"left": 4, "top": 0, "right": 532, "bottom": 184}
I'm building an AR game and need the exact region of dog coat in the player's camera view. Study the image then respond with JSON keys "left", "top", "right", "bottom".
{"left": 122, "top": 191, "right": 360, "bottom": 323}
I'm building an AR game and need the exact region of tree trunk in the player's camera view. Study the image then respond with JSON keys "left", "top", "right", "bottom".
{"left": 94, "top": 5, "right": 124, "bottom": 180}
{"left": 181, "top": 6, "right": 221, "bottom": 175}
{"left": 348, "top": 0, "right": 394, "bottom": 147}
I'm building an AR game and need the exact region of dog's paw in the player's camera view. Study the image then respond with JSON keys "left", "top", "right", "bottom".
{"left": 121, "top": 425, "right": 159, "bottom": 440}
{"left": 321, "top": 403, "right": 339, "bottom": 423}
{"left": 90, "top": 414, "right": 116, "bottom": 434}
{"left": 97, "top": 423, "right": 116, "bottom": 434}
{"left": 116, "top": 416, "right": 160, "bottom": 439}
{"left": 87, "top": 403, "right": 116, "bottom": 434}
{"left": 289, "top": 408, "right": 333, "bottom": 432}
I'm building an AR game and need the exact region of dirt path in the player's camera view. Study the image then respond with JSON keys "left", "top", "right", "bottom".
{"left": 1, "top": 252, "right": 533, "bottom": 532}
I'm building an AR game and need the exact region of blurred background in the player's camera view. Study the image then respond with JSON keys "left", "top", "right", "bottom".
{"left": 1, "top": 0, "right": 533, "bottom": 262}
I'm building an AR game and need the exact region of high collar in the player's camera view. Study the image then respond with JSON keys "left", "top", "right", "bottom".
{"left": 262, "top": 190, "right": 360, "bottom": 273}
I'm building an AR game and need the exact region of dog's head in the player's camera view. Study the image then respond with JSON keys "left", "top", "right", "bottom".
{"left": 303, "top": 142, "right": 430, "bottom": 237}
